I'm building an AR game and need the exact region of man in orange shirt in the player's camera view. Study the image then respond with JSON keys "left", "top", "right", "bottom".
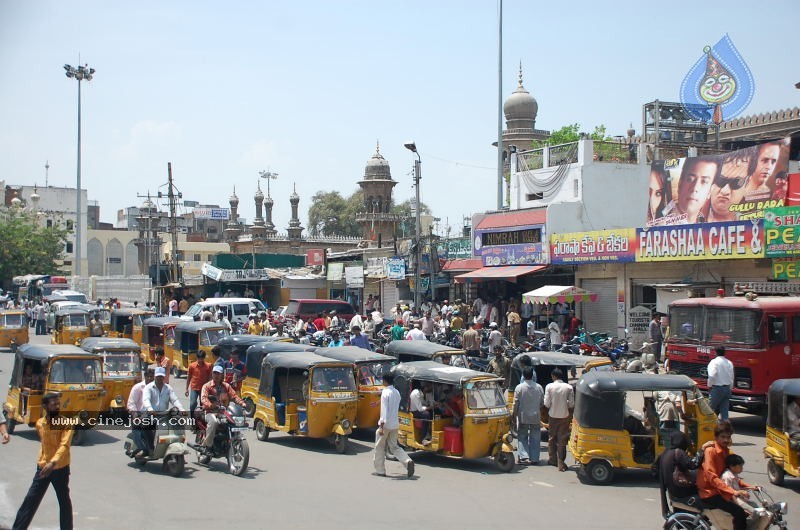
{"left": 13, "top": 392, "right": 74, "bottom": 529}
{"left": 154, "top": 348, "right": 171, "bottom": 384}
{"left": 697, "top": 420, "right": 749, "bottom": 530}
{"left": 186, "top": 350, "right": 213, "bottom": 419}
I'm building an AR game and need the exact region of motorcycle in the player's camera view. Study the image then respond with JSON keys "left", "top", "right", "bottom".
{"left": 124, "top": 409, "right": 189, "bottom": 477}
{"left": 192, "top": 399, "right": 251, "bottom": 476}
{"left": 663, "top": 487, "right": 788, "bottom": 530}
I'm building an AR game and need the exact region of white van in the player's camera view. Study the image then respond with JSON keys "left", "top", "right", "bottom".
{"left": 51, "top": 290, "right": 89, "bottom": 304}
{"left": 181, "top": 298, "right": 267, "bottom": 325}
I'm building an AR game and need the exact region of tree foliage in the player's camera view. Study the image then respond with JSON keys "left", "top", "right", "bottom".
{"left": 531, "top": 123, "right": 609, "bottom": 148}
{"left": 307, "top": 189, "right": 430, "bottom": 239}
{"left": 0, "top": 208, "right": 68, "bottom": 284}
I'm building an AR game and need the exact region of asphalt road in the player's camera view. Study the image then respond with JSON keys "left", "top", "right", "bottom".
{"left": 1, "top": 334, "right": 799, "bottom": 530}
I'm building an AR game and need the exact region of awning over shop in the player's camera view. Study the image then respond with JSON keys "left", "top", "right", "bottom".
{"left": 522, "top": 285, "right": 597, "bottom": 304}
{"left": 454, "top": 265, "right": 546, "bottom": 283}
{"left": 442, "top": 259, "right": 482, "bottom": 272}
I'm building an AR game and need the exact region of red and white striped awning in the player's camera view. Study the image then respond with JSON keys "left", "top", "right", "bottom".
{"left": 454, "top": 265, "right": 546, "bottom": 284}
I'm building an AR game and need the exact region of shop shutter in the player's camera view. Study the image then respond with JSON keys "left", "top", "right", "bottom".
{"left": 579, "top": 279, "right": 618, "bottom": 337}
{"left": 381, "top": 280, "right": 398, "bottom": 314}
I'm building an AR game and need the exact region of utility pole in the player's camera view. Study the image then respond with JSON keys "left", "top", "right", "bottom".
{"left": 158, "top": 163, "right": 182, "bottom": 284}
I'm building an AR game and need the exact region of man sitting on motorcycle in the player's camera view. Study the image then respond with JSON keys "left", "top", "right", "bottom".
{"left": 200, "top": 365, "right": 246, "bottom": 453}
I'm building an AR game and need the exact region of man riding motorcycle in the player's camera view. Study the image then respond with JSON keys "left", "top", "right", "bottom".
{"left": 199, "top": 365, "right": 246, "bottom": 453}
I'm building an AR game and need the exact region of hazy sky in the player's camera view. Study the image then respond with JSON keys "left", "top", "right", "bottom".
{"left": 1, "top": 1, "right": 797, "bottom": 234}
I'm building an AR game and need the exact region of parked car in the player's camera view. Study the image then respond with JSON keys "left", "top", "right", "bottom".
{"left": 181, "top": 298, "right": 266, "bottom": 326}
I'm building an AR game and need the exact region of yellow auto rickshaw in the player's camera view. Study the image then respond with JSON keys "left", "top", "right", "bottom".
{"left": 211, "top": 336, "right": 314, "bottom": 416}
{"left": 51, "top": 307, "right": 91, "bottom": 345}
{"left": 80, "top": 337, "right": 142, "bottom": 417}
{"left": 140, "top": 316, "right": 182, "bottom": 364}
{"left": 315, "top": 346, "right": 396, "bottom": 429}
{"left": 569, "top": 372, "right": 716, "bottom": 485}
{"left": 764, "top": 378, "right": 800, "bottom": 486}
{"left": 392, "top": 361, "right": 516, "bottom": 472}
{"left": 253, "top": 350, "right": 357, "bottom": 453}
{"left": 384, "top": 340, "right": 470, "bottom": 366}
{"left": 0, "top": 309, "right": 29, "bottom": 351}
{"left": 3, "top": 343, "right": 106, "bottom": 445}
{"left": 168, "top": 321, "right": 229, "bottom": 377}
{"left": 108, "top": 308, "right": 153, "bottom": 340}
{"left": 75, "top": 304, "right": 112, "bottom": 335}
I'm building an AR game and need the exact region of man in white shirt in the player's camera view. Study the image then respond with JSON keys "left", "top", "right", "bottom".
{"left": 349, "top": 313, "right": 364, "bottom": 332}
{"left": 786, "top": 396, "right": 800, "bottom": 434}
{"left": 548, "top": 320, "right": 562, "bottom": 351}
{"left": 407, "top": 323, "right": 426, "bottom": 341}
{"left": 409, "top": 381, "right": 432, "bottom": 444}
{"left": 373, "top": 373, "right": 415, "bottom": 477}
{"left": 126, "top": 367, "right": 154, "bottom": 457}
{"left": 707, "top": 346, "right": 734, "bottom": 421}
{"left": 544, "top": 368, "right": 574, "bottom": 471}
{"left": 143, "top": 367, "right": 184, "bottom": 413}
{"left": 488, "top": 322, "right": 503, "bottom": 351}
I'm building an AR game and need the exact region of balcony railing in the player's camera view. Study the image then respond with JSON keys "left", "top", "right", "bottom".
{"left": 517, "top": 148, "right": 544, "bottom": 171}
{"left": 592, "top": 141, "right": 638, "bottom": 164}
{"left": 548, "top": 143, "right": 579, "bottom": 166}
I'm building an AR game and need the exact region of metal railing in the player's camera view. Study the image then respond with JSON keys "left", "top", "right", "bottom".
{"left": 517, "top": 148, "right": 544, "bottom": 171}
{"left": 592, "top": 141, "right": 638, "bottom": 164}
{"left": 548, "top": 143, "right": 579, "bottom": 165}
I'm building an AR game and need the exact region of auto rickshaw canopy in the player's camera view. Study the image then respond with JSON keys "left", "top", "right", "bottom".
{"left": 767, "top": 378, "right": 800, "bottom": 431}
{"left": 54, "top": 307, "right": 90, "bottom": 318}
{"left": 212, "top": 335, "right": 284, "bottom": 360}
{"left": 109, "top": 308, "right": 152, "bottom": 332}
{"left": 391, "top": 360, "right": 500, "bottom": 385}
{"left": 79, "top": 337, "right": 141, "bottom": 353}
{"left": 141, "top": 317, "right": 182, "bottom": 343}
{"left": 173, "top": 320, "right": 228, "bottom": 352}
{"left": 17, "top": 343, "right": 93, "bottom": 361}
{"left": 574, "top": 372, "right": 697, "bottom": 431}
{"left": 315, "top": 346, "right": 394, "bottom": 364}
{"left": 243, "top": 341, "right": 316, "bottom": 381}
{"left": 259, "top": 350, "right": 355, "bottom": 398}
{"left": 384, "top": 340, "right": 464, "bottom": 361}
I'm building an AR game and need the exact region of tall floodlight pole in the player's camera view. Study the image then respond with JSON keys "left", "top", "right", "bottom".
{"left": 496, "top": 0, "right": 504, "bottom": 210}
{"left": 64, "top": 63, "right": 95, "bottom": 277}
{"left": 404, "top": 142, "right": 422, "bottom": 311}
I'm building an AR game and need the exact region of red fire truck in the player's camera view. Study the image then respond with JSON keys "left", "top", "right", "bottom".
{"left": 666, "top": 283, "right": 800, "bottom": 415}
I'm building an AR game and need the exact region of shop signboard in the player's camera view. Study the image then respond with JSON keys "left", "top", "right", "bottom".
{"left": 437, "top": 237, "right": 472, "bottom": 259}
{"left": 386, "top": 258, "right": 406, "bottom": 280}
{"left": 473, "top": 224, "right": 547, "bottom": 266}
{"left": 201, "top": 263, "right": 269, "bottom": 281}
{"left": 306, "top": 249, "right": 325, "bottom": 266}
{"left": 327, "top": 262, "right": 344, "bottom": 281}
{"left": 550, "top": 228, "right": 636, "bottom": 264}
{"left": 771, "top": 259, "right": 800, "bottom": 280}
{"left": 763, "top": 206, "right": 800, "bottom": 257}
{"left": 193, "top": 207, "right": 230, "bottom": 220}
{"left": 636, "top": 219, "right": 763, "bottom": 262}
{"left": 345, "top": 266, "right": 365, "bottom": 288}
{"left": 627, "top": 305, "right": 653, "bottom": 351}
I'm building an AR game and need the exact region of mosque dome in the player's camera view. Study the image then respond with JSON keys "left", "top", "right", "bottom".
{"left": 503, "top": 65, "right": 538, "bottom": 127}
{"left": 229, "top": 188, "right": 239, "bottom": 206}
{"left": 254, "top": 183, "right": 264, "bottom": 201}
{"left": 364, "top": 142, "right": 392, "bottom": 180}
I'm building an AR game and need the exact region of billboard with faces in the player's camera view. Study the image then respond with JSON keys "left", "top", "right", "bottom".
{"left": 646, "top": 138, "right": 791, "bottom": 227}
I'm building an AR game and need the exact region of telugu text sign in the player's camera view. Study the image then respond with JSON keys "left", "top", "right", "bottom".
{"left": 550, "top": 229, "right": 636, "bottom": 264}
{"left": 636, "top": 220, "right": 763, "bottom": 262}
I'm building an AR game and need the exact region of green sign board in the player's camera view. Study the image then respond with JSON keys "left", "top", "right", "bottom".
{"left": 764, "top": 207, "right": 800, "bottom": 258}
{"left": 772, "top": 258, "right": 800, "bottom": 280}
{"left": 437, "top": 238, "right": 472, "bottom": 259}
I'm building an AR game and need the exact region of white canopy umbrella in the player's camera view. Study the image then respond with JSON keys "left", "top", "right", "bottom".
{"left": 522, "top": 285, "right": 597, "bottom": 305}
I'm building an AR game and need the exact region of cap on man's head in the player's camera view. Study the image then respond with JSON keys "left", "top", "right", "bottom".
{"left": 212, "top": 365, "right": 224, "bottom": 374}
{"left": 154, "top": 367, "right": 166, "bottom": 378}
{"left": 490, "top": 322, "right": 498, "bottom": 328}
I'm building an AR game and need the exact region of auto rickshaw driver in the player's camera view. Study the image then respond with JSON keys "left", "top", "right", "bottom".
{"left": 787, "top": 395, "right": 800, "bottom": 434}
{"left": 20, "top": 363, "right": 44, "bottom": 416}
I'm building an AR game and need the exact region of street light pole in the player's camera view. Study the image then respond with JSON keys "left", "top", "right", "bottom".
{"left": 64, "top": 63, "right": 95, "bottom": 277}
{"left": 404, "top": 142, "right": 422, "bottom": 312}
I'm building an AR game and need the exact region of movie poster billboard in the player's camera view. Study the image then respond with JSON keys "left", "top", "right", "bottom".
{"left": 646, "top": 139, "right": 790, "bottom": 227}
{"left": 550, "top": 229, "right": 637, "bottom": 264}
{"left": 636, "top": 220, "right": 764, "bottom": 262}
